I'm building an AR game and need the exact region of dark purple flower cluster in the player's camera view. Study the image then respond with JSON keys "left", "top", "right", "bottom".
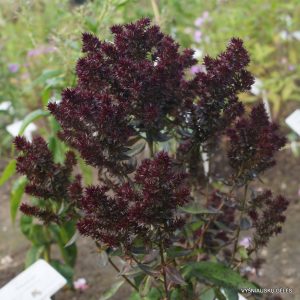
{"left": 248, "top": 190, "right": 289, "bottom": 246}
{"left": 48, "top": 18, "right": 198, "bottom": 175}
{"left": 75, "top": 152, "right": 190, "bottom": 248}
{"left": 130, "top": 151, "right": 190, "bottom": 232}
{"left": 49, "top": 90, "right": 133, "bottom": 175}
{"left": 227, "top": 104, "right": 286, "bottom": 183}
{"left": 178, "top": 38, "right": 254, "bottom": 154}
{"left": 77, "top": 184, "right": 135, "bottom": 247}
{"left": 20, "top": 203, "right": 59, "bottom": 224}
{"left": 14, "top": 19, "right": 289, "bottom": 276}
{"left": 14, "top": 136, "right": 77, "bottom": 222}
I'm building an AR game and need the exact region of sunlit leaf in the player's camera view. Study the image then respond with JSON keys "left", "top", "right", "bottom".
{"left": 10, "top": 175, "right": 27, "bottom": 222}
{"left": 0, "top": 159, "right": 16, "bottom": 186}
{"left": 18, "top": 109, "right": 49, "bottom": 136}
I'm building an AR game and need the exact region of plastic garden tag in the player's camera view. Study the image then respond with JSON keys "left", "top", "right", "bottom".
{"left": 285, "top": 109, "right": 300, "bottom": 136}
{"left": 0, "top": 259, "right": 66, "bottom": 300}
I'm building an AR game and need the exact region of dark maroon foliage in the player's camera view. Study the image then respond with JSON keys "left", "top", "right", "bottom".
{"left": 20, "top": 203, "right": 59, "bottom": 224}
{"left": 48, "top": 90, "right": 134, "bottom": 176}
{"left": 76, "top": 152, "right": 190, "bottom": 248}
{"left": 14, "top": 136, "right": 77, "bottom": 222}
{"left": 14, "top": 19, "right": 290, "bottom": 290}
{"left": 248, "top": 190, "right": 289, "bottom": 246}
{"left": 178, "top": 38, "right": 254, "bottom": 155}
{"left": 227, "top": 103, "right": 286, "bottom": 183}
{"left": 48, "top": 18, "right": 198, "bottom": 175}
{"left": 130, "top": 151, "right": 190, "bottom": 237}
{"left": 77, "top": 184, "right": 134, "bottom": 247}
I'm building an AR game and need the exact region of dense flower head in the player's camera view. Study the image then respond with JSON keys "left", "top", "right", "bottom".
{"left": 180, "top": 38, "right": 253, "bottom": 147}
{"left": 14, "top": 135, "right": 77, "bottom": 222}
{"left": 48, "top": 18, "right": 199, "bottom": 174}
{"left": 48, "top": 90, "right": 133, "bottom": 175}
{"left": 75, "top": 152, "right": 190, "bottom": 248}
{"left": 247, "top": 190, "right": 289, "bottom": 246}
{"left": 14, "top": 136, "right": 76, "bottom": 201}
{"left": 20, "top": 203, "right": 59, "bottom": 224}
{"left": 76, "top": 184, "right": 136, "bottom": 247}
{"left": 131, "top": 151, "right": 190, "bottom": 228}
{"left": 227, "top": 103, "right": 286, "bottom": 183}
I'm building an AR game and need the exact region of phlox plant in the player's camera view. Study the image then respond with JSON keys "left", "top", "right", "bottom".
{"left": 14, "top": 18, "right": 288, "bottom": 299}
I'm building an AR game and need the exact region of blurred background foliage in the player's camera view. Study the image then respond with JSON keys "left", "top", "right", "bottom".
{"left": 0, "top": 0, "right": 299, "bottom": 154}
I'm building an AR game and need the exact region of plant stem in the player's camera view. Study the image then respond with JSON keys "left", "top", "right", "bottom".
{"left": 231, "top": 184, "right": 248, "bottom": 264}
{"left": 148, "top": 138, "right": 154, "bottom": 157}
{"left": 150, "top": 0, "right": 160, "bottom": 24}
{"left": 107, "top": 256, "right": 139, "bottom": 292}
{"left": 159, "top": 240, "right": 170, "bottom": 300}
{"left": 43, "top": 226, "right": 51, "bottom": 262}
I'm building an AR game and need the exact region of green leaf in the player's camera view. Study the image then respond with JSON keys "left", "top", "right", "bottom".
{"left": 48, "top": 136, "right": 66, "bottom": 164}
{"left": 50, "top": 222, "right": 78, "bottom": 267}
{"left": 18, "top": 109, "right": 49, "bottom": 136}
{"left": 200, "top": 287, "right": 215, "bottom": 300}
{"left": 99, "top": 280, "right": 125, "bottom": 300}
{"left": 139, "top": 275, "right": 152, "bottom": 297}
{"left": 180, "top": 204, "right": 219, "bottom": 215}
{"left": 214, "top": 288, "right": 226, "bottom": 300}
{"left": 184, "top": 261, "right": 256, "bottom": 289}
{"left": 51, "top": 260, "right": 74, "bottom": 285}
{"left": 30, "top": 225, "right": 50, "bottom": 245}
{"left": 25, "top": 245, "right": 44, "bottom": 267}
{"left": 33, "top": 69, "right": 62, "bottom": 86}
{"left": 20, "top": 214, "right": 33, "bottom": 238}
{"left": 10, "top": 175, "right": 27, "bottom": 222}
{"left": 222, "top": 288, "right": 239, "bottom": 300}
{"left": 238, "top": 246, "right": 248, "bottom": 260}
{"left": 78, "top": 158, "right": 93, "bottom": 185}
{"left": 166, "top": 246, "right": 193, "bottom": 258}
{"left": 0, "top": 159, "right": 16, "bottom": 186}
{"left": 115, "top": 0, "right": 130, "bottom": 8}
{"left": 64, "top": 230, "right": 80, "bottom": 248}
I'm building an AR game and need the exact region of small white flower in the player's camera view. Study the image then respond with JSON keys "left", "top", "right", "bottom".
{"left": 0, "top": 101, "right": 12, "bottom": 111}
{"left": 279, "top": 30, "right": 289, "bottom": 40}
{"left": 193, "top": 48, "right": 203, "bottom": 59}
{"left": 292, "top": 31, "right": 300, "bottom": 40}
{"left": 251, "top": 78, "right": 263, "bottom": 96}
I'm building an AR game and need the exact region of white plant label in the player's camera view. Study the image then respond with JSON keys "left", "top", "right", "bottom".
{"left": 0, "top": 259, "right": 66, "bottom": 300}
{"left": 285, "top": 109, "right": 300, "bottom": 136}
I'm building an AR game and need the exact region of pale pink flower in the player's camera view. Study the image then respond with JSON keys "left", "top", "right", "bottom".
{"left": 74, "top": 278, "right": 89, "bottom": 291}
{"left": 239, "top": 236, "right": 252, "bottom": 248}
{"left": 194, "top": 30, "right": 202, "bottom": 43}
